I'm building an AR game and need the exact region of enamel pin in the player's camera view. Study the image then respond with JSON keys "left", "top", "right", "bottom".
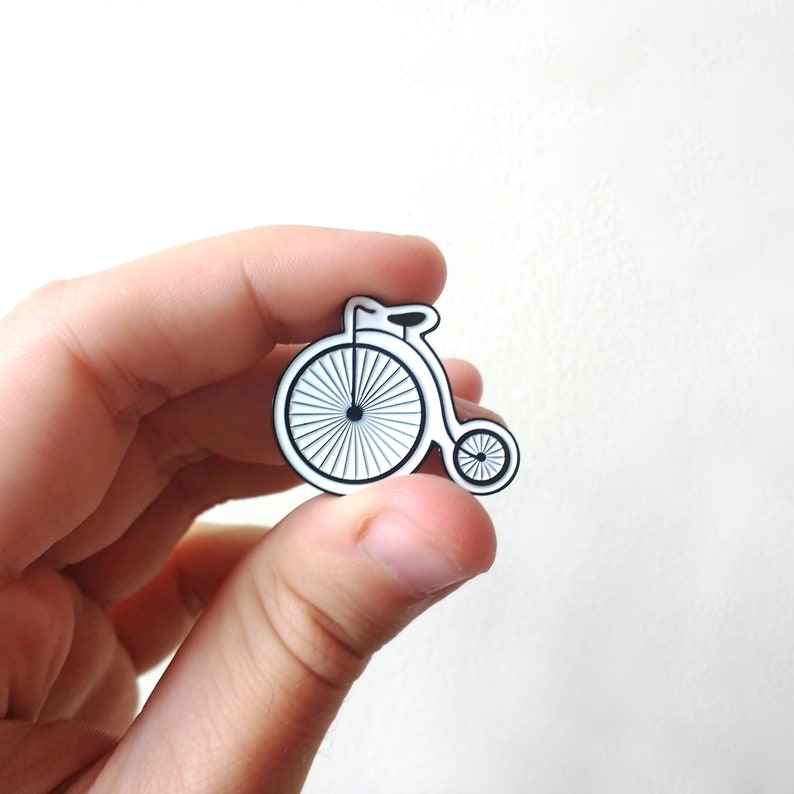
{"left": 273, "top": 295, "right": 519, "bottom": 495}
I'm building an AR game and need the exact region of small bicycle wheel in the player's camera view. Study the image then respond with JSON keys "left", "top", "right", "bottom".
{"left": 452, "top": 424, "right": 516, "bottom": 492}
{"left": 284, "top": 343, "right": 425, "bottom": 487}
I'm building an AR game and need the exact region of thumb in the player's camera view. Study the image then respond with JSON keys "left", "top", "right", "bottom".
{"left": 94, "top": 475, "right": 496, "bottom": 793}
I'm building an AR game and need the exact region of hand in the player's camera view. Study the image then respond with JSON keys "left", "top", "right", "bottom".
{"left": 0, "top": 227, "right": 496, "bottom": 793}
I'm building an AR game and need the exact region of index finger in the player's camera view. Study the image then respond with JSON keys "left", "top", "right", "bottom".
{"left": 0, "top": 227, "right": 447, "bottom": 574}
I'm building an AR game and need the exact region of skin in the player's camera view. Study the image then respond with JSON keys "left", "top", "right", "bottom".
{"left": 0, "top": 227, "right": 497, "bottom": 793}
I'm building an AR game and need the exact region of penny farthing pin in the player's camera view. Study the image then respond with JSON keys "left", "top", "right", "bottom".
{"left": 272, "top": 295, "right": 519, "bottom": 496}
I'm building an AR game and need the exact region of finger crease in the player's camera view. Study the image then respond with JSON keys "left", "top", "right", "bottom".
{"left": 45, "top": 307, "right": 171, "bottom": 427}
{"left": 172, "top": 556, "right": 207, "bottom": 618}
{"left": 253, "top": 573, "right": 367, "bottom": 693}
{"left": 139, "top": 415, "right": 212, "bottom": 478}
{"left": 239, "top": 256, "right": 283, "bottom": 346}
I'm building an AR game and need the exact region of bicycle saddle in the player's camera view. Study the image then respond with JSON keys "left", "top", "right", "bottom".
{"left": 387, "top": 311, "right": 426, "bottom": 328}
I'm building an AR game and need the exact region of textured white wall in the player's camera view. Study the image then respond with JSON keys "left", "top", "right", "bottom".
{"left": 2, "top": 1, "right": 793, "bottom": 791}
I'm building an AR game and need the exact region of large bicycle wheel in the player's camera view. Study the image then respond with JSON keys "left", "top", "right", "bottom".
{"left": 451, "top": 422, "right": 518, "bottom": 494}
{"left": 283, "top": 343, "right": 425, "bottom": 488}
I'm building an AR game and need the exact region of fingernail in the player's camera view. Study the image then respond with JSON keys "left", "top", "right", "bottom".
{"left": 363, "top": 512, "right": 471, "bottom": 596}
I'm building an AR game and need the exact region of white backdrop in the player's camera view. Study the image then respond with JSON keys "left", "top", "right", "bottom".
{"left": 2, "top": 1, "right": 794, "bottom": 791}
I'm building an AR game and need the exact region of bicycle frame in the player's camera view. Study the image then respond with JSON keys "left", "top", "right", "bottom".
{"left": 343, "top": 295, "right": 467, "bottom": 461}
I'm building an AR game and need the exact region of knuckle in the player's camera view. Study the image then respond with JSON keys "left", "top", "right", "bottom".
{"left": 139, "top": 411, "right": 210, "bottom": 477}
{"left": 165, "top": 459, "right": 224, "bottom": 519}
{"left": 14, "top": 276, "right": 172, "bottom": 422}
{"left": 21, "top": 278, "right": 72, "bottom": 315}
{"left": 262, "top": 573, "right": 369, "bottom": 692}
{"left": 0, "top": 565, "right": 74, "bottom": 720}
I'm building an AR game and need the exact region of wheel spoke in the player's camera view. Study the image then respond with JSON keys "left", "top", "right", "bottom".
{"left": 317, "top": 353, "right": 350, "bottom": 407}
{"left": 454, "top": 430, "right": 509, "bottom": 484}
{"left": 305, "top": 417, "right": 351, "bottom": 471}
{"left": 357, "top": 351, "right": 395, "bottom": 407}
{"left": 359, "top": 415, "right": 413, "bottom": 463}
{"left": 360, "top": 362, "right": 405, "bottom": 410}
{"left": 287, "top": 345, "right": 424, "bottom": 483}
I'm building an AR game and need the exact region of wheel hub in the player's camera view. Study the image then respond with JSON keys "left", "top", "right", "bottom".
{"left": 346, "top": 405, "right": 364, "bottom": 422}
